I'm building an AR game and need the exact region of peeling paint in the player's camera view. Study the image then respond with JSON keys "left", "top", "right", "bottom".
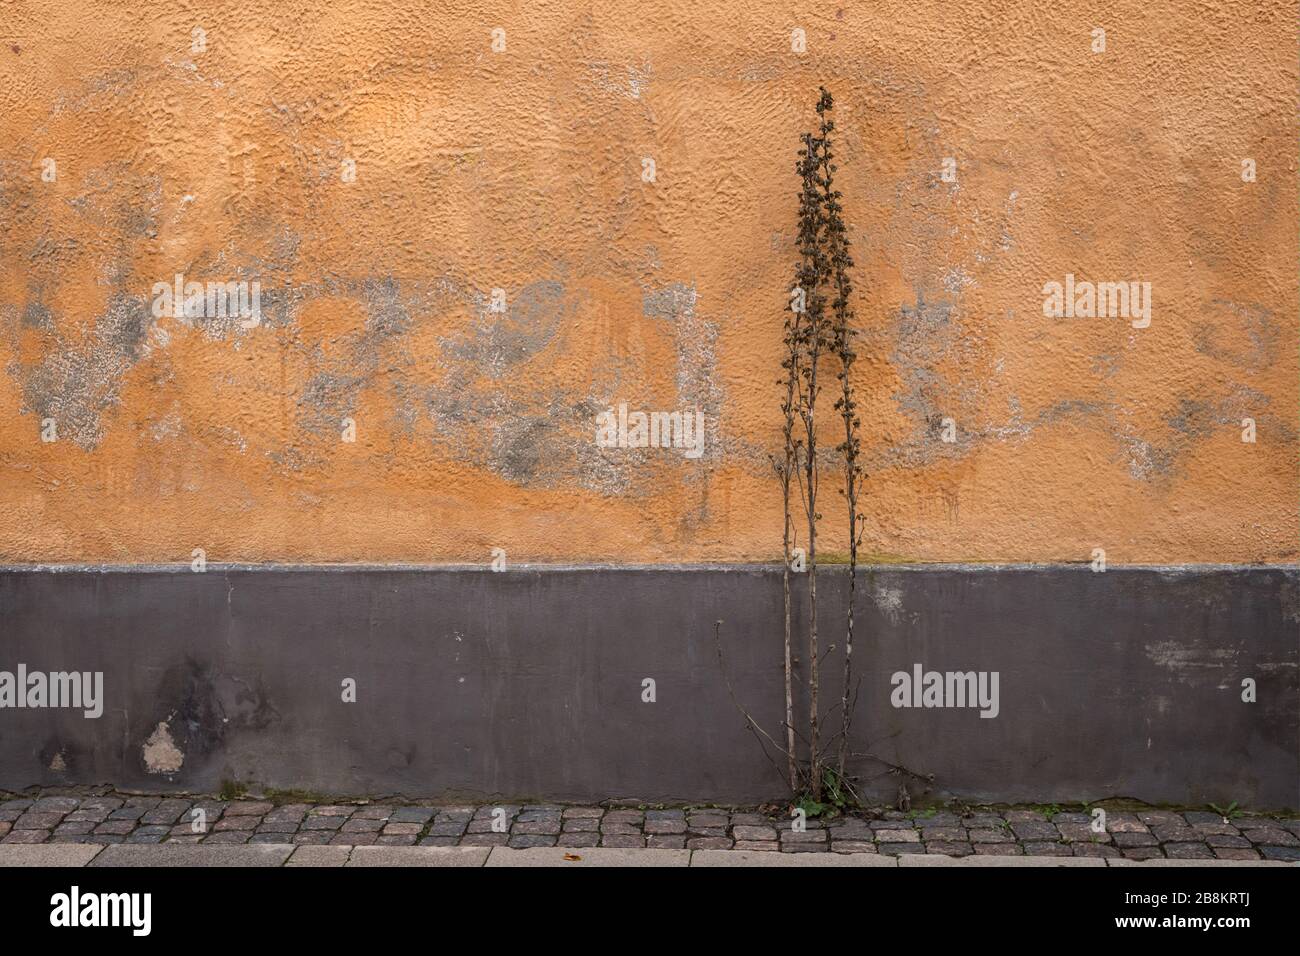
{"left": 142, "top": 720, "right": 184, "bottom": 774}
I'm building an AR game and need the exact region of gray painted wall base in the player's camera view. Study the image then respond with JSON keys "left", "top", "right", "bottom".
{"left": 1, "top": 566, "right": 1296, "bottom": 808}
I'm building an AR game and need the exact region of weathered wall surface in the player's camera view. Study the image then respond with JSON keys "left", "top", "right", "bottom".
{"left": 0, "top": 1, "right": 1296, "bottom": 564}
{"left": 1, "top": 567, "right": 1295, "bottom": 807}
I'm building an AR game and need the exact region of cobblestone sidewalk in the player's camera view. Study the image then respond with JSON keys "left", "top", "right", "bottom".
{"left": 3, "top": 793, "right": 1299, "bottom": 861}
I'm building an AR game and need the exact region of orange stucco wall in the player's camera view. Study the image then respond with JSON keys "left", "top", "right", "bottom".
{"left": 1, "top": 1, "right": 1295, "bottom": 565}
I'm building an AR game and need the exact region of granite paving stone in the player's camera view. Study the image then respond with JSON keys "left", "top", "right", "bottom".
{"left": 1057, "top": 823, "right": 1112, "bottom": 843}
{"left": 557, "top": 833, "right": 601, "bottom": 848}
{"left": 600, "top": 834, "right": 645, "bottom": 848}
{"left": 1242, "top": 828, "right": 1297, "bottom": 846}
{"left": 1113, "top": 831, "right": 1158, "bottom": 847}
{"left": 16, "top": 812, "right": 67, "bottom": 829}
{"left": 388, "top": 808, "right": 435, "bottom": 824}
{"left": 1260, "top": 846, "right": 1300, "bottom": 861}
{"left": 1011, "top": 822, "right": 1060, "bottom": 841}
{"left": 1164, "top": 842, "right": 1214, "bottom": 859}
{"left": 142, "top": 800, "right": 192, "bottom": 825}
{"left": 32, "top": 797, "right": 79, "bottom": 813}
{"left": 921, "top": 827, "right": 966, "bottom": 842}
{"left": 831, "top": 841, "right": 877, "bottom": 853}
{"left": 688, "top": 837, "right": 734, "bottom": 850}
{"left": 1213, "top": 848, "right": 1260, "bottom": 860}
{"left": 300, "top": 816, "right": 346, "bottom": 831}
{"left": 94, "top": 820, "right": 136, "bottom": 835}
{"left": 340, "top": 818, "right": 384, "bottom": 833}
{"left": 925, "top": 842, "right": 973, "bottom": 855}
{"left": 1023, "top": 842, "right": 1072, "bottom": 856}
{"left": 213, "top": 816, "right": 258, "bottom": 831}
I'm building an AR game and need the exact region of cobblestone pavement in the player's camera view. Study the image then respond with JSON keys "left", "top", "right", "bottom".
{"left": 2, "top": 793, "right": 1298, "bottom": 861}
